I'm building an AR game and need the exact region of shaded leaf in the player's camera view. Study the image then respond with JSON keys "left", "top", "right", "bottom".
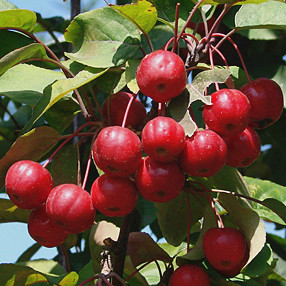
{"left": 0, "top": 126, "right": 60, "bottom": 189}
{"left": 0, "top": 43, "right": 47, "bottom": 76}
{"left": 168, "top": 89, "right": 197, "bottom": 137}
{"left": 187, "top": 68, "right": 231, "bottom": 105}
{"left": 127, "top": 232, "right": 171, "bottom": 267}
{"left": 16, "top": 243, "right": 41, "bottom": 263}
{"left": 193, "top": 0, "right": 284, "bottom": 5}
{"left": 235, "top": 1, "right": 286, "bottom": 30}
{"left": 65, "top": 7, "right": 141, "bottom": 68}
{"left": 125, "top": 59, "right": 140, "bottom": 93}
{"left": 155, "top": 191, "right": 204, "bottom": 247}
{"left": 244, "top": 177, "right": 286, "bottom": 225}
{"left": 0, "top": 9, "right": 37, "bottom": 32}
{"left": 218, "top": 193, "right": 266, "bottom": 265}
{"left": 111, "top": 0, "right": 158, "bottom": 34}
{"left": 22, "top": 67, "right": 107, "bottom": 133}
{"left": 0, "top": 64, "right": 65, "bottom": 105}
{"left": 0, "top": 198, "right": 30, "bottom": 223}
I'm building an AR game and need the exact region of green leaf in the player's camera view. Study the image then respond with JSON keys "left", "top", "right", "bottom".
{"left": 65, "top": 7, "right": 141, "bottom": 68}
{"left": 0, "top": 198, "right": 30, "bottom": 223}
{"left": 16, "top": 243, "right": 42, "bottom": 263}
{"left": 0, "top": 64, "right": 65, "bottom": 105}
{"left": 0, "top": 43, "right": 47, "bottom": 76}
{"left": 125, "top": 59, "right": 140, "bottom": 93}
{"left": 218, "top": 193, "right": 266, "bottom": 265}
{"left": 0, "top": 9, "right": 37, "bottom": 32}
{"left": 127, "top": 232, "right": 171, "bottom": 267}
{"left": 193, "top": 0, "right": 284, "bottom": 5}
{"left": 235, "top": 1, "right": 286, "bottom": 30}
{"left": 168, "top": 89, "right": 197, "bottom": 137}
{"left": 22, "top": 67, "right": 108, "bottom": 133}
{"left": 244, "top": 177, "right": 286, "bottom": 225}
{"left": 49, "top": 144, "right": 80, "bottom": 187}
{"left": 0, "top": 0, "right": 18, "bottom": 11}
{"left": 155, "top": 191, "right": 204, "bottom": 246}
{"left": 0, "top": 126, "right": 60, "bottom": 189}
{"left": 111, "top": 0, "right": 158, "bottom": 34}
{"left": 186, "top": 68, "right": 231, "bottom": 105}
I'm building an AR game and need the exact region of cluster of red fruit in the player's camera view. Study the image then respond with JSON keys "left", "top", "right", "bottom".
{"left": 5, "top": 160, "right": 95, "bottom": 247}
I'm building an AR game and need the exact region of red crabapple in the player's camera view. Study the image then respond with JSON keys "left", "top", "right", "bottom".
{"left": 46, "top": 184, "right": 95, "bottom": 234}
{"left": 203, "top": 89, "right": 251, "bottom": 137}
{"left": 240, "top": 77, "right": 284, "bottom": 129}
{"left": 5, "top": 160, "right": 53, "bottom": 209}
{"left": 28, "top": 204, "right": 68, "bottom": 248}
{"left": 178, "top": 129, "right": 227, "bottom": 177}
{"left": 135, "top": 156, "right": 185, "bottom": 203}
{"left": 93, "top": 126, "right": 142, "bottom": 177}
{"left": 141, "top": 116, "right": 186, "bottom": 163}
{"left": 136, "top": 50, "right": 187, "bottom": 103}
{"left": 91, "top": 174, "right": 138, "bottom": 217}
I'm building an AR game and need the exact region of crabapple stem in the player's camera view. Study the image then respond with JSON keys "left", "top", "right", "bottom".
{"left": 212, "top": 33, "right": 251, "bottom": 83}
{"left": 185, "top": 191, "right": 191, "bottom": 253}
{"left": 208, "top": 47, "right": 220, "bottom": 91}
{"left": 171, "top": 3, "right": 180, "bottom": 53}
{"left": 78, "top": 274, "right": 99, "bottom": 286}
{"left": 58, "top": 244, "right": 71, "bottom": 273}
{"left": 210, "top": 44, "right": 229, "bottom": 68}
{"left": 121, "top": 93, "right": 137, "bottom": 128}
{"left": 43, "top": 122, "right": 97, "bottom": 168}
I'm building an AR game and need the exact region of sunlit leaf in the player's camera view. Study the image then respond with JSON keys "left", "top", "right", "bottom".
{"left": 192, "top": 0, "right": 284, "bottom": 5}
{"left": 125, "top": 59, "right": 140, "bottom": 93}
{"left": 0, "top": 43, "right": 47, "bottom": 76}
{"left": 111, "top": 0, "right": 158, "bottom": 34}
{"left": 0, "top": 9, "right": 37, "bottom": 32}
{"left": 0, "top": 0, "right": 18, "bottom": 11}
{"left": 65, "top": 7, "right": 141, "bottom": 68}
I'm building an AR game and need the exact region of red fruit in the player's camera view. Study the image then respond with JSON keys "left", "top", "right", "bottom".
{"left": 102, "top": 92, "right": 146, "bottom": 129}
{"left": 178, "top": 129, "right": 227, "bottom": 177}
{"left": 203, "top": 89, "right": 251, "bottom": 137}
{"left": 141, "top": 116, "right": 186, "bottom": 163}
{"left": 93, "top": 126, "right": 142, "bottom": 177}
{"left": 217, "top": 247, "right": 249, "bottom": 278}
{"left": 203, "top": 227, "right": 247, "bottom": 272}
{"left": 224, "top": 127, "right": 261, "bottom": 167}
{"left": 135, "top": 156, "right": 185, "bottom": 203}
{"left": 136, "top": 50, "right": 187, "bottom": 103}
{"left": 28, "top": 204, "right": 68, "bottom": 248}
{"left": 240, "top": 77, "right": 284, "bottom": 129}
{"left": 46, "top": 184, "right": 95, "bottom": 234}
{"left": 91, "top": 174, "right": 138, "bottom": 217}
{"left": 169, "top": 264, "right": 210, "bottom": 286}
{"left": 5, "top": 160, "right": 53, "bottom": 209}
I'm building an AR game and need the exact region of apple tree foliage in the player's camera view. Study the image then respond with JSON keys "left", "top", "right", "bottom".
{"left": 0, "top": 0, "right": 286, "bottom": 285}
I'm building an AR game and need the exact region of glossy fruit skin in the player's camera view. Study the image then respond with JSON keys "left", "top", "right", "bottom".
{"left": 93, "top": 126, "right": 142, "bottom": 177}
{"left": 141, "top": 116, "right": 186, "bottom": 163}
{"left": 135, "top": 156, "right": 185, "bottom": 203}
{"left": 178, "top": 129, "right": 227, "bottom": 177}
{"left": 91, "top": 174, "right": 138, "bottom": 217}
{"left": 102, "top": 92, "right": 146, "bottom": 129}
{"left": 5, "top": 160, "right": 53, "bottom": 209}
{"left": 240, "top": 77, "right": 284, "bottom": 129}
{"left": 203, "top": 89, "right": 251, "bottom": 137}
{"left": 136, "top": 50, "right": 187, "bottom": 103}
{"left": 224, "top": 127, "right": 261, "bottom": 167}
{"left": 28, "top": 204, "right": 68, "bottom": 248}
{"left": 169, "top": 264, "right": 210, "bottom": 286}
{"left": 203, "top": 227, "right": 247, "bottom": 272}
{"left": 46, "top": 184, "right": 95, "bottom": 234}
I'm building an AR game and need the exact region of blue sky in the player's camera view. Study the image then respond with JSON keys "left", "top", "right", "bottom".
{"left": 1, "top": 0, "right": 285, "bottom": 265}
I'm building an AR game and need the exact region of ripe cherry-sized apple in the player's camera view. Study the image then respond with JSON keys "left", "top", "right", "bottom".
{"left": 135, "top": 156, "right": 185, "bottom": 203}
{"left": 141, "top": 116, "right": 186, "bottom": 163}
{"left": 93, "top": 126, "right": 142, "bottom": 177}
{"left": 46, "top": 184, "right": 95, "bottom": 234}
{"left": 169, "top": 264, "right": 210, "bottom": 286}
{"left": 136, "top": 50, "right": 187, "bottom": 103}
{"left": 203, "top": 227, "right": 247, "bottom": 272}
{"left": 28, "top": 204, "right": 68, "bottom": 248}
{"left": 5, "top": 160, "right": 53, "bottom": 209}
{"left": 203, "top": 89, "right": 251, "bottom": 137}
{"left": 240, "top": 77, "right": 284, "bottom": 129}
{"left": 178, "top": 129, "right": 227, "bottom": 177}
{"left": 91, "top": 174, "right": 138, "bottom": 217}
{"left": 102, "top": 92, "right": 146, "bottom": 129}
{"left": 224, "top": 126, "right": 261, "bottom": 167}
